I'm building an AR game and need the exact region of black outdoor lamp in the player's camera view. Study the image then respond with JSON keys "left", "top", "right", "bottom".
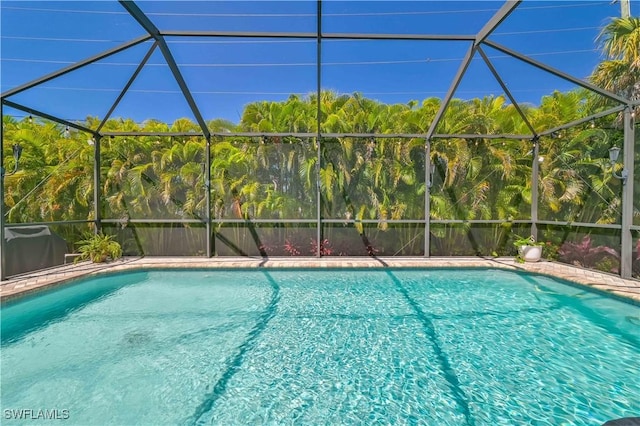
{"left": 427, "top": 160, "right": 436, "bottom": 188}
{"left": 13, "top": 143, "right": 22, "bottom": 163}
{"left": 1, "top": 144, "right": 23, "bottom": 178}
{"left": 608, "top": 146, "right": 628, "bottom": 184}
{"left": 12, "top": 143, "right": 23, "bottom": 173}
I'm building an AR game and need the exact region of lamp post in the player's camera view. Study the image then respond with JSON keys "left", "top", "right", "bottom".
{"left": 608, "top": 146, "right": 628, "bottom": 185}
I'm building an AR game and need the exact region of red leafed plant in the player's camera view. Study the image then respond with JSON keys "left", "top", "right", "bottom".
{"left": 558, "top": 235, "right": 619, "bottom": 269}
{"left": 283, "top": 239, "right": 301, "bottom": 256}
{"left": 310, "top": 238, "right": 333, "bottom": 256}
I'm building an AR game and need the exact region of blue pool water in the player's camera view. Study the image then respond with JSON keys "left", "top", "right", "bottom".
{"left": 1, "top": 268, "right": 638, "bottom": 425}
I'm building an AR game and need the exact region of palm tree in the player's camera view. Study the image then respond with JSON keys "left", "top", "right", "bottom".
{"left": 591, "top": 17, "right": 640, "bottom": 104}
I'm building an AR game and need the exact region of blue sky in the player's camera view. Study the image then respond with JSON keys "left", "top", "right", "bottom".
{"left": 1, "top": 0, "right": 638, "bottom": 125}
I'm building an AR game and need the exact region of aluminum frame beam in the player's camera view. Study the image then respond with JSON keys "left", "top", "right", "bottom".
{"left": 483, "top": 40, "right": 630, "bottom": 105}
{"left": 475, "top": 1, "right": 521, "bottom": 46}
{"left": 316, "top": 0, "right": 323, "bottom": 258}
{"left": 102, "top": 132, "right": 205, "bottom": 137}
{"left": 161, "top": 30, "right": 475, "bottom": 41}
{"left": 477, "top": 46, "right": 537, "bottom": 136}
{"left": 101, "top": 218, "right": 204, "bottom": 224}
{"left": 430, "top": 219, "right": 531, "bottom": 224}
{"left": 99, "top": 131, "right": 535, "bottom": 140}
{"left": 119, "top": 1, "right": 211, "bottom": 139}
{"left": 535, "top": 220, "right": 623, "bottom": 230}
{"left": 530, "top": 137, "right": 540, "bottom": 239}
{"left": 97, "top": 41, "right": 159, "bottom": 133}
{"left": 91, "top": 218, "right": 627, "bottom": 228}
{"left": 2, "top": 100, "right": 96, "bottom": 135}
{"left": 164, "top": 31, "right": 316, "bottom": 39}
{"left": 205, "top": 136, "right": 212, "bottom": 257}
{"left": 0, "top": 102, "right": 4, "bottom": 281}
{"left": 327, "top": 33, "right": 474, "bottom": 41}
{"left": 212, "top": 132, "right": 316, "bottom": 138}
{"left": 425, "top": 140, "right": 432, "bottom": 257}
{"left": 321, "top": 133, "right": 426, "bottom": 139}
{"left": 0, "top": 35, "right": 152, "bottom": 100}
{"left": 431, "top": 133, "right": 534, "bottom": 139}
{"left": 5, "top": 220, "right": 93, "bottom": 227}
{"left": 539, "top": 105, "right": 627, "bottom": 138}
{"left": 323, "top": 133, "right": 531, "bottom": 139}
{"left": 91, "top": 218, "right": 537, "bottom": 225}
{"left": 426, "top": 44, "right": 477, "bottom": 140}
{"left": 93, "top": 136, "right": 102, "bottom": 234}
{"left": 212, "top": 219, "right": 318, "bottom": 224}
{"left": 620, "top": 107, "right": 634, "bottom": 278}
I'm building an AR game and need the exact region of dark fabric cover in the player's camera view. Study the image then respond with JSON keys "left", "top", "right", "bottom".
{"left": 5, "top": 226, "right": 68, "bottom": 277}
{"left": 603, "top": 419, "right": 640, "bottom": 426}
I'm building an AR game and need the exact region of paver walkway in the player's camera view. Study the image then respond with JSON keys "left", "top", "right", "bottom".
{"left": 1, "top": 256, "right": 639, "bottom": 304}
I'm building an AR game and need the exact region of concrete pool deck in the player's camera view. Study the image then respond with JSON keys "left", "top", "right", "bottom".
{"left": 1, "top": 256, "right": 639, "bottom": 304}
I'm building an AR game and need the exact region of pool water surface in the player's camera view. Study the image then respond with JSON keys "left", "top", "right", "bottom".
{"left": 1, "top": 268, "right": 639, "bottom": 425}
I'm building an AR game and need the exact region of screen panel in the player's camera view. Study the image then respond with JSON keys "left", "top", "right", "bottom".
{"left": 321, "top": 137, "right": 426, "bottom": 221}
{"left": 430, "top": 138, "right": 531, "bottom": 222}
{"left": 539, "top": 224, "right": 621, "bottom": 275}
{"left": 3, "top": 114, "right": 95, "bottom": 224}
{"left": 430, "top": 223, "right": 530, "bottom": 257}
{"left": 103, "top": 223, "right": 207, "bottom": 256}
{"left": 213, "top": 222, "right": 316, "bottom": 257}
{"left": 101, "top": 135, "right": 207, "bottom": 221}
{"left": 211, "top": 136, "right": 317, "bottom": 221}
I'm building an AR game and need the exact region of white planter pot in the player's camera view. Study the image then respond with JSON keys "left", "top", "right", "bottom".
{"left": 519, "top": 245, "right": 542, "bottom": 262}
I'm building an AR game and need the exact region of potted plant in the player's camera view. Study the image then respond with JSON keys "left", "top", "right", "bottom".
{"left": 75, "top": 232, "right": 123, "bottom": 263}
{"left": 513, "top": 235, "right": 544, "bottom": 263}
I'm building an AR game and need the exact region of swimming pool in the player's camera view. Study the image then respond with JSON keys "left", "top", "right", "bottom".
{"left": 1, "top": 268, "right": 638, "bottom": 425}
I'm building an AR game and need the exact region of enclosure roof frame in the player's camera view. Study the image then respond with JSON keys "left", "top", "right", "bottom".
{"left": 0, "top": 0, "right": 633, "bottom": 136}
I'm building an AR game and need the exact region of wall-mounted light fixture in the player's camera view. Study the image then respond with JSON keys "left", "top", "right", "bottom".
{"left": 1, "top": 144, "right": 24, "bottom": 178}
{"left": 427, "top": 161, "right": 436, "bottom": 188}
{"left": 13, "top": 144, "right": 22, "bottom": 164}
{"left": 608, "top": 146, "right": 628, "bottom": 185}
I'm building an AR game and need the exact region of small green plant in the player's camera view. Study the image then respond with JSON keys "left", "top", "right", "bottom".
{"left": 513, "top": 235, "right": 543, "bottom": 248}
{"left": 513, "top": 235, "right": 544, "bottom": 263}
{"left": 75, "top": 232, "right": 123, "bottom": 263}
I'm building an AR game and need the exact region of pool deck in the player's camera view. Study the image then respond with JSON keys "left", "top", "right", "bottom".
{"left": 1, "top": 256, "right": 639, "bottom": 304}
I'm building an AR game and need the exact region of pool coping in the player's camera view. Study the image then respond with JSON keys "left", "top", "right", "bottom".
{"left": 1, "top": 256, "right": 639, "bottom": 305}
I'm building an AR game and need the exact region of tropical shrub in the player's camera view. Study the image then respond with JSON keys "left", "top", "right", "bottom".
{"left": 0, "top": 88, "right": 627, "bottom": 260}
{"left": 76, "top": 232, "right": 123, "bottom": 263}
{"left": 557, "top": 235, "right": 619, "bottom": 272}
